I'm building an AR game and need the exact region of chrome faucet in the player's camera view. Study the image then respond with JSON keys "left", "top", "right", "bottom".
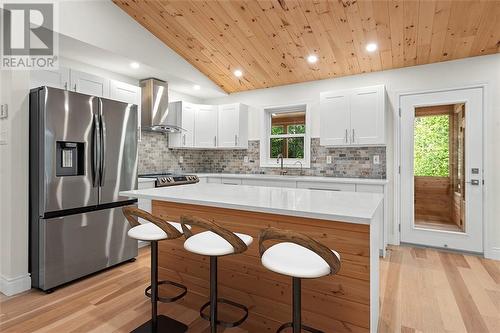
{"left": 294, "top": 160, "right": 304, "bottom": 176}
{"left": 277, "top": 154, "right": 287, "bottom": 175}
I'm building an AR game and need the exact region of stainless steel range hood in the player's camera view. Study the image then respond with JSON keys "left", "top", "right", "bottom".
{"left": 140, "top": 78, "right": 183, "bottom": 133}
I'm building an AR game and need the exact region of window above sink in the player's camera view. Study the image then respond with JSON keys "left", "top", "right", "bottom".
{"left": 260, "top": 103, "right": 311, "bottom": 168}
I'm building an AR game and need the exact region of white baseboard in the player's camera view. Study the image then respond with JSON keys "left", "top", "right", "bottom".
{"left": 0, "top": 273, "right": 31, "bottom": 296}
{"left": 485, "top": 247, "right": 500, "bottom": 260}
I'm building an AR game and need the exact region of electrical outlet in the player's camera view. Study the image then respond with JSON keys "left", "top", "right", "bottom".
{"left": 373, "top": 155, "right": 380, "bottom": 165}
{"left": 326, "top": 156, "right": 332, "bottom": 164}
{"left": 179, "top": 156, "right": 184, "bottom": 163}
{"left": 243, "top": 156, "right": 249, "bottom": 163}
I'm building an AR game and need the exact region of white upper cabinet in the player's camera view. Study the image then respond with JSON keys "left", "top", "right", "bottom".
{"left": 218, "top": 103, "right": 248, "bottom": 148}
{"left": 168, "top": 101, "right": 196, "bottom": 148}
{"left": 195, "top": 104, "right": 218, "bottom": 148}
{"left": 350, "top": 86, "right": 385, "bottom": 145}
{"left": 109, "top": 80, "right": 140, "bottom": 105}
{"left": 320, "top": 85, "right": 386, "bottom": 146}
{"left": 320, "top": 91, "right": 350, "bottom": 146}
{"left": 70, "top": 70, "right": 109, "bottom": 98}
{"left": 30, "top": 68, "right": 70, "bottom": 90}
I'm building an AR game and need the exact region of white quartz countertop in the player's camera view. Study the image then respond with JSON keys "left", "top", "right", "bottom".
{"left": 196, "top": 173, "right": 388, "bottom": 185}
{"left": 120, "top": 183, "right": 383, "bottom": 225}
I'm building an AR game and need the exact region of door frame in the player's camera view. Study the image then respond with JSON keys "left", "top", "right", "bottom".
{"left": 394, "top": 83, "right": 489, "bottom": 254}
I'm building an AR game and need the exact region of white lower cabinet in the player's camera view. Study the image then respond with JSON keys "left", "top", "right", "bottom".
{"left": 241, "top": 179, "right": 296, "bottom": 188}
{"left": 221, "top": 178, "right": 242, "bottom": 185}
{"left": 297, "top": 181, "right": 356, "bottom": 192}
{"left": 206, "top": 177, "right": 222, "bottom": 184}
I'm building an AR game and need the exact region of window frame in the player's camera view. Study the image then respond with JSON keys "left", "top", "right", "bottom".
{"left": 260, "top": 103, "right": 311, "bottom": 168}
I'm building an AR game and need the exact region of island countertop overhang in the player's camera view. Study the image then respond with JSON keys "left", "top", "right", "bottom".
{"left": 120, "top": 183, "right": 383, "bottom": 225}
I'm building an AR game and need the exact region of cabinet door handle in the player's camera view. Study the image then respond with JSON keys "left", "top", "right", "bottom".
{"left": 64, "top": 82, "right": 68, "bottom": 90}
{"left": 214, "top": 136, "right": 217, "bottom": 147}
{"left": 73, "top": 84, "right": 77, "bottom": 92}
{"left": 235, "top": 134, "right": 238, "bottom": 146}
{"left": 345, "top": 129, "right": 348, "bottom": 143}
{"left": 183, "top": 134, "right": 186, "bottom": 146}
{"left": 352, "top": 128, "right": 355, "bottom": 143}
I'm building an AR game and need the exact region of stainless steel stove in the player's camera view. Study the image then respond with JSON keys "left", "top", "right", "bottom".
{"left": 139, "top": 173, "right": 199, "bottom": 187}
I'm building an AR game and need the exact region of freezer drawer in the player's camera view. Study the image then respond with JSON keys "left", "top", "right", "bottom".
{"left": 35, "top": 206, "right": 137, "bottom": 290}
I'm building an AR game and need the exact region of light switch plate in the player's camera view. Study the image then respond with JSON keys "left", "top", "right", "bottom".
{"left": 326, "top": 156, "right": 332, "bottom": 164}
{"left": 243, "top": 156, "right": 249, "bottom": 163}
{"left": 373, "top": 155, "right": 380, "bottom": 165}
{"left": 179, "top": 156, "right": 184, "bottom": 163}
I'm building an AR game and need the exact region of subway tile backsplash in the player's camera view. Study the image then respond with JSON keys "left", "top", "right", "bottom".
{"left": 138, "top": 131, "right": 386, "bottom": 179}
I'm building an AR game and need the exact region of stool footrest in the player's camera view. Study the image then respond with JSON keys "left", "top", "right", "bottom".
{"left": 200, "top": 298, "right": 249, "bottom": 328}
{"left": 145, "top": 280, "right": 187, "bottom": 303}
{"left": 276, "top": 322, "right": 323, "bottom": 333}
{"left": 131, "top": 315, "right": 188, "bottom": 333}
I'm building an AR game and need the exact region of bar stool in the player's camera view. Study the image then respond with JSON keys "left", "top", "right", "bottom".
{"left": 259, "top": 227, "right": 341, "bottom": 333}
{"left": 123, "top": 207, "right": 189, "bottom": 333}
{"left": 180, "top": 215, "right": 253, "bottom": 333}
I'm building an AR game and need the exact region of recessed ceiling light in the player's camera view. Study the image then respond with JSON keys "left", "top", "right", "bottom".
{"left": 307, "top": 54, "right": 318, "bottom": 64}
{"left": 365, "top": 43, "right": 378, "bottom": 52}
{"left": 193, "top": 84, "right": 201, "bottom": 90}
{"left": 130, "top": 62, "right": 140, "bottom": 69}
{"left": 233, "top": 69, "right": 243, "bottom": 78}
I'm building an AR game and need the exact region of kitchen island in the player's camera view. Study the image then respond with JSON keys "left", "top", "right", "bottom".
{"left": 120, "top": 183, "right": 383, "bottom": 333}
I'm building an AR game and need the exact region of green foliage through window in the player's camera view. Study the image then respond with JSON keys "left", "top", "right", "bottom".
{"left": 414, "top": 115, "right": 449, "bottom": 177}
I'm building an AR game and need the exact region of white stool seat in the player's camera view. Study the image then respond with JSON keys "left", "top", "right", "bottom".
{"left": 261, "top": 242, "right": 340, "bottom": 279}
{"left": 128, "top": 222, "right": 184, "bottom": 241}
{"left": 184, "top": 231, "right": 253, "bottom": 256}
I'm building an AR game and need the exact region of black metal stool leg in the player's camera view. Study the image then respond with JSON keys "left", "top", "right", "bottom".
{"left": 151, "top": 241, "right": 158, "bottom": 330}
{"left": 210, "top": 256, "right": 217, "bottom": 333}
{"left": 131, "top": 241, "right": 188, "bottom": 333}
{"left": 276, "top": 277, "right": 323, "bottom": 333}
{"left": 293, "top": 277, "right": 301, "bottom": 333}
{"left": 199, "top": 256, "right": 249, "bottom": 331}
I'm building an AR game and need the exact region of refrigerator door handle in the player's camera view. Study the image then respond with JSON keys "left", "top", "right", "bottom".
{"left": 92, "top": 114, "right": 101, "bottom": 187}
{"left": 98, "top": 100, "right": 106, "bottom": 187}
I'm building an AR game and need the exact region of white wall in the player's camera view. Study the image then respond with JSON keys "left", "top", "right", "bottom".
{"left": 204, "top": 54, "right": 500, "bottom": 258}
{"left": 0, "top": 70, "right": 31, "bottom": 296}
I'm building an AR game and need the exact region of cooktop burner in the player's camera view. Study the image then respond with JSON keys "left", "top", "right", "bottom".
{"left": 139, "top": 173, "right": 199, "bottom": 187}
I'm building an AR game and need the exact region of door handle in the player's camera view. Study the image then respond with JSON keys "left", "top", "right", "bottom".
{"left": 98, "top": 100, "right": 106, "bottom": 187}
{"left": 92, "top": 114, "right": 100, "bottom": 187}
{"left": 466, "top": 180, "right": 480, "bottom": 186}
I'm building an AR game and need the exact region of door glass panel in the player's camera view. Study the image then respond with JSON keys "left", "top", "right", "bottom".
{"left": 413, "top": 104, "right": 465, "bottom": 232}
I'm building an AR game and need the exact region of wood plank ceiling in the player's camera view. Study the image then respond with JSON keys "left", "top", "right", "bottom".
{"left": 113, "top": 0, "right": 500, "bottom": 93}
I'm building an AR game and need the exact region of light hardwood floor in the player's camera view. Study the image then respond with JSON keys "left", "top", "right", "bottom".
{"left": 1, "top": 245, "right": 499, "bottom": 333}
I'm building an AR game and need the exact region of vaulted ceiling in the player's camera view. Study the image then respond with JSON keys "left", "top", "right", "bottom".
{"left": 113, "top": 0, "right": 500, "bottom": 93}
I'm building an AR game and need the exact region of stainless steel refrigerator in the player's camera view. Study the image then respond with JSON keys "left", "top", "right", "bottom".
{"left": 29, "top": 86, "right": 139, "bottom": 291}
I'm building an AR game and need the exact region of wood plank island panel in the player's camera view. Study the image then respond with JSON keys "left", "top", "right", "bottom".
{"left": 112, "top": 0, "right": 500, "bottom": 93}
{"left": 152, "top": 200, "right": 375, "bottom": 333}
